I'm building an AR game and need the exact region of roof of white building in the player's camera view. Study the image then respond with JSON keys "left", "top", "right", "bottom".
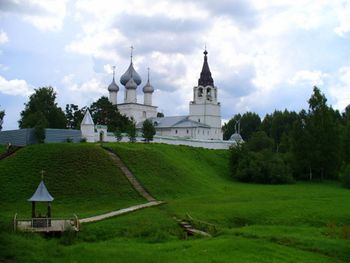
{"left": 81, "top": 110, "right": 94, "bottom": 125}
{"left": 137, "top": 116, "right": 210, "bottom": 129}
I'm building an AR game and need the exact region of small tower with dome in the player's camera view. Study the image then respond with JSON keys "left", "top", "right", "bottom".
{"left": 108, "top": 66, "right": 119, "bottom": 105}
{"left": 143, "top": 68, "right": 154, "bottom": 106}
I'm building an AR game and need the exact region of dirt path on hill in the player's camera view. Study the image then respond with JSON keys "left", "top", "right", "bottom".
{"left": 79, "top": 145, "right": 163, "bottom": 224}
{"left": 79, "top": 201, "right": 164, "bottom": 223}
{"left": 102, "top": 146, "right": 157, "bottom": 202}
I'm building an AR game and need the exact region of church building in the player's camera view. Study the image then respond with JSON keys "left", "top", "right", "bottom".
{"left": 107, "top": 49, "right": 223, "bottom": 140}
{"left": 107, "top": 50, "right": 157, "bottom": 124}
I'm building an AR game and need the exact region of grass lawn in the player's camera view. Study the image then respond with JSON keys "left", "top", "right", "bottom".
{"left": 1, "top": 142, "right": 350, "bottom": 262}
{"left": 0, "top": 143, "right": 143, "bottom": 221}
{"left": 0, "top": 144, "right": 6, "bottom": 154}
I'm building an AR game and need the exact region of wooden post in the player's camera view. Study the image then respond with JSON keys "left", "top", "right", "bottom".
{"left": 32, "top": 201, "right": 36, "bottom": 218}
{"left": 47, "top": 202, "right": 51, "bottom": 218}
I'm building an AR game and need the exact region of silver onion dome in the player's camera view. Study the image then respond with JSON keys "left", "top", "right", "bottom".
{"left": 108, "top": 66, "right": 119, "bottom": 92}
{"left": 125, "top": 78, "right": 137, "bottom": 89}
{"left": 142, "top": 68, "right": 154, "bottom": 93}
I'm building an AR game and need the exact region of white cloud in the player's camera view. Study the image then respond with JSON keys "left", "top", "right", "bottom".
{"left": 288, "top": 70, "right": 328, "bottom": 86}
{"left": 329, "top": 67, "right": 350, "bottom": 111}
{"left": 0, "top": 75, "right": 33, "bottom": 96}
{"left": 0, "top": 30, "right": 9, "bottom": 44}
{"left": 334, "top": 1, "right": 350, "bottom": 37}
{"left": 1, "top": 0, "right": 68, "bottom": 31}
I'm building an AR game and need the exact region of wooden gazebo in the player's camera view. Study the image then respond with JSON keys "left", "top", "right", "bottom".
{"left": 14, "top": 173, "right": 79, "bottom": 233}
{"left": 27, "top": 179, "right": 54, "bottom": 227}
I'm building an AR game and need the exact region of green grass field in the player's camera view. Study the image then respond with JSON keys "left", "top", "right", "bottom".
{"left": 1, "top": 142, "right": 350, "bottom": 262}
{"left": 0, "top": 144, "right": 6, "bottom": 154}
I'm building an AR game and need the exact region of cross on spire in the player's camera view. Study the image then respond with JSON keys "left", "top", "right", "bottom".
{"left": 40, "top": 170, "right": 45, "bottom": 180}
{"left": 112, "top": 65, "right": 116, "bottom": 80}
{"left": 147, "top": 67, "right": 150, "bottom": 82}
{"left": 130, "top": 45, "right": 134, "bottom": 62}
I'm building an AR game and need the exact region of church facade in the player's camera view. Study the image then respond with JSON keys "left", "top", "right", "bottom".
{"left": 106, "top": 49, "right": 223, "bottom": 140}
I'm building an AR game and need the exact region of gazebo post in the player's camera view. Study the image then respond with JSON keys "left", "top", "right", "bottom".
{"left": 47, "top": 202, "right": 51, "bottom": 218}
{"left": 31, "top": 201, "right": 36, "bottom": 218}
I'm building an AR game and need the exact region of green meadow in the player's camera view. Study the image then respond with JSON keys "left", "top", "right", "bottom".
{"left": 1, "top": 142, "right": 349, "bottom": 262}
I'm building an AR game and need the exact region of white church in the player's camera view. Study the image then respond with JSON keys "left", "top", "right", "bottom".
{"left": 81, "top": 49, "right": 234, "bottom": 148}
{"left": 107, "top": 49, "right": 222, "bottom": 140}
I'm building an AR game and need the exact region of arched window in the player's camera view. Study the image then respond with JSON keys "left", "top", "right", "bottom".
{"left": 207, "top": 88, "right": 212, "bottom": 101}
{"left": 198, "top": 88, "right": 203, "bottom": 97}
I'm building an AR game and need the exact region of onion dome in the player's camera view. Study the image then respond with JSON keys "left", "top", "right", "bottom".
{"left": 120, "top": 46, "right": 142, "bottom": 86}
{"left": 229, "top": 133, "right": 243, "bottom": 143}
{"left": 198, "top": 49, "right": 214, "bottom": 87}
{"left": 108, "top": 66, "right": 119, "bottom": 92}
{"left": 143, "top": 68, "right": 154, "bottom": 93}
{"left": 125, "top": 78, "right": 137, "bottom": 89}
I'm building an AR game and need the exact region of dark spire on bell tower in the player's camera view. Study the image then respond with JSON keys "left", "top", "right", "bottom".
{"left": 198, "top": 49, "right": 214, "bottom": 86}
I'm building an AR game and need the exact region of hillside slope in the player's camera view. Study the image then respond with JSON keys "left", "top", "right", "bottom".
{"left": 0, "top": 143, "right": 142, "bottom": 220}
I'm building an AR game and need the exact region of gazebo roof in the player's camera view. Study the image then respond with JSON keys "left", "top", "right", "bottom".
{"left": 28, "top": 180, "right": 54, "bottom": 202}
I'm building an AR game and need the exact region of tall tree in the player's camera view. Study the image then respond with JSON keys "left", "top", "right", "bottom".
{"left": 89, "top": 96, "right": 131, "bottom": 132}
{"left": 65, "top": 104, "right": 85, "bottom": 129}
{"left": 223, "top": 112, "right": 261, "bottom": 141}
{"left": 261, "top": 110, "right": 298, "bottom": 152}
{"left": 302, "top": 87, "right": 340, "bottom": 179}
{"left": 19, "top": 87, "right": 66, "bottom": 128}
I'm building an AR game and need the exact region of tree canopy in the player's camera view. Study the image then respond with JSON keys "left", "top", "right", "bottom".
{"left": 19, "top": 87, "right": 66, "bottom": 129}
{"left": 223, "top": 112, "right": 261, "bottom": 140}
{"left": 89, "top": 96, "right": 131, "bottom": 132}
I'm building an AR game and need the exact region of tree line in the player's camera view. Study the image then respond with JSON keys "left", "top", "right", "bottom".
{"left": 16, "top": 87, "right": 155, "bottom": 142}
{"left": 226, "top": 86, "right": 350, "bottom": 188}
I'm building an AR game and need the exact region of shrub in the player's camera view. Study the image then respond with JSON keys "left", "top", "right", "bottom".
{"left": 230, "top": 132, "right": 293, "bottom": 184}
{"left": 65, "top": 137, "right": 73, "bottom": 143}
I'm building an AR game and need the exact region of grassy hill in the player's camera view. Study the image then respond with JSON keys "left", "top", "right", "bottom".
{"left": 1, "top": 142, "right": 350, "bottom": 262}
{"left": 0, "top": 143, "right": 142, "bottom": 220}
{"left": 0, "top": 144, "right": 6, "bottom": 154}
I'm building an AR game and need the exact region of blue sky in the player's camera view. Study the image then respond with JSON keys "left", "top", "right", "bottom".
{"left": 1, "top": 0, "right": 350, "bottom": 130}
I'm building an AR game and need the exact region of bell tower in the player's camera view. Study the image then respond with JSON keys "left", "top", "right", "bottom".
{"left": 189, "top": 49, "right": 222, "bottom": 139}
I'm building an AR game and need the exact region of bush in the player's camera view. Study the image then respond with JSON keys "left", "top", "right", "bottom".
{"left": 65, "top": 137, "right": 73, "bottom": 143}
{"left": 340, "top": 164, "right": 350, "bottom": 188}
{"left": 230, "top": 132, "right": 293, "bottom": 184}
{"left": 80, "top": 137, "right": 87, "bottom": 143}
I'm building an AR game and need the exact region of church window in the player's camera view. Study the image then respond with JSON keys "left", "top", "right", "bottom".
{"left": 198, "top": 129, "right": 200, "bottom": 134}
{"left": 198, "top": 119, "right": 200, "bottom": 122}
{"left": 187, "top": 129, "right": 189, "bottom": 134}
{"left": 207, "top": 88, "right": 212, "bottom": 101}
{"left": 175, "top": 130, "right": 178, "bottom": 134}
{"left": 143, "top": 111, "right": 146, "bottom": 118}
{"left": 198, "top": 88, "right": 203, "bottom": 97}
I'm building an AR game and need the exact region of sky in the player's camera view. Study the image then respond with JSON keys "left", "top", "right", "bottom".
{"left": 1, "top": 0, "right": 350, "bottom": 130}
